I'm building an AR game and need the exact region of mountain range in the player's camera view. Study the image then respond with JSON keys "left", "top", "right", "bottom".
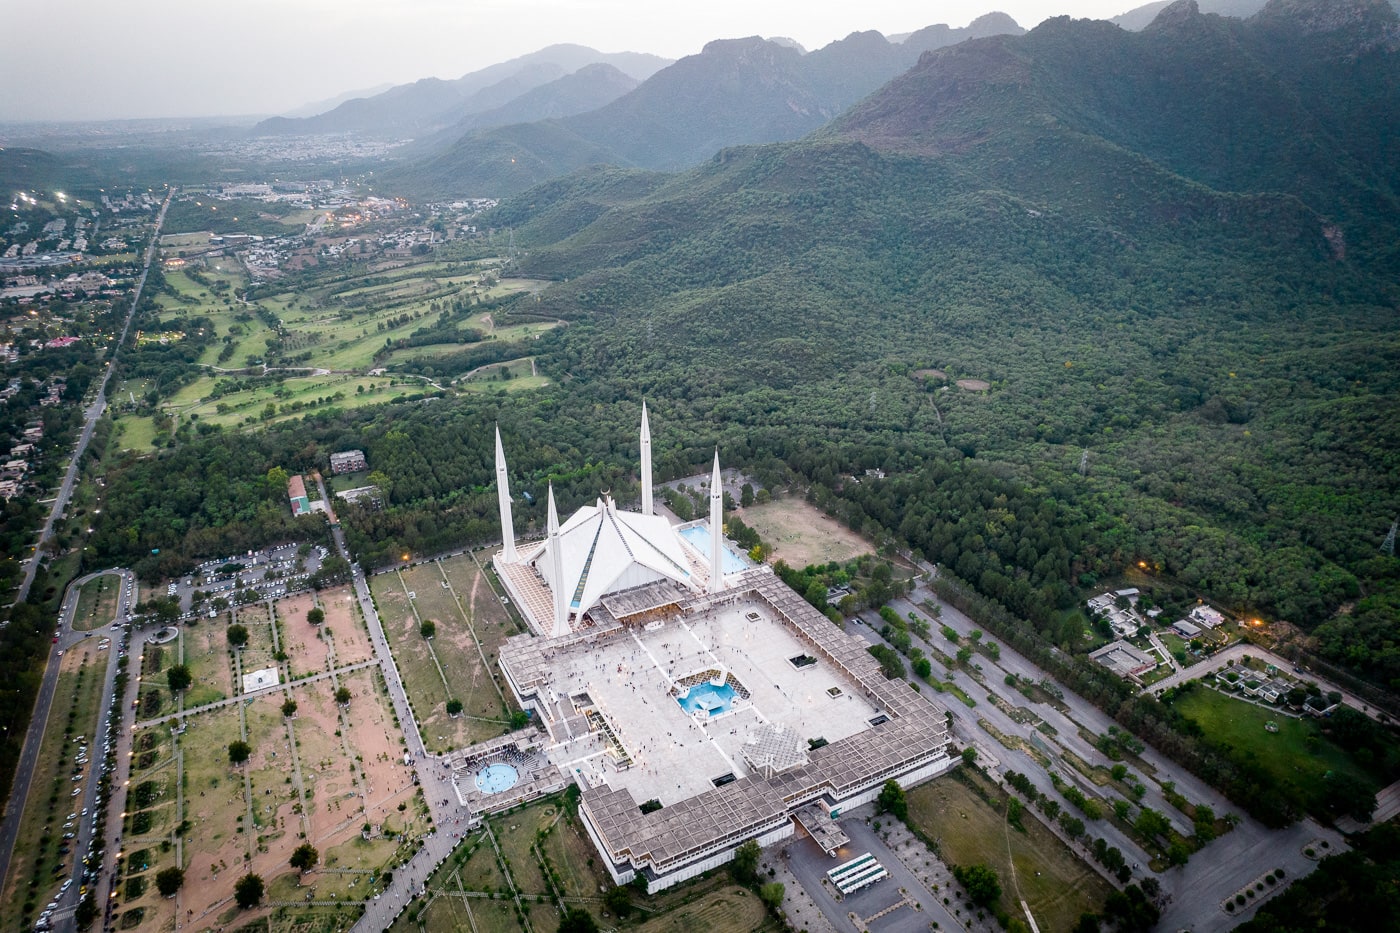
{"left": 384, "top": 13, "right": 1026, "bottom": 198}
{"left": 250, "top": 44, "right": 671, "bottom": 137}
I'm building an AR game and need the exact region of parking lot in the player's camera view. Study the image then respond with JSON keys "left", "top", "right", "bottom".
{"left": 164, "top": 543, "right": 328, "bottom": 619}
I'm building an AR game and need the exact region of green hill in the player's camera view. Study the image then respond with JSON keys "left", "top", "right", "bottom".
{"left": 480, "top": 0, "right": 1400, "bottom": 681}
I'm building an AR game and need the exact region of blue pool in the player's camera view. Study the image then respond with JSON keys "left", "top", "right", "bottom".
{"left": 679, "top": 524, "right": 747, "bottom": 574}
{"left": 475, "top": 763, "right": 520, "bottom": 795}
{"left": 676, "top": 681, "right": 737, "bottom": 716}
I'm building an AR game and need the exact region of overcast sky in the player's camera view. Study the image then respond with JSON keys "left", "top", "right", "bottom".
{"left": 3, "top": 0, "right": 1150, "bottom": 122}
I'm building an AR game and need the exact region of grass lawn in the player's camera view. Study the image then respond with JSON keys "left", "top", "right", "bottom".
{"left": 906, "top": 771, "right": 1112, "bottom": 931}
{"left": 633, "top": 886, "right": 771, "bottom": 933}
{"left": 112, "top": 414, "right": 160, "bottom": 451}
{"left": 490, "top": 804, "right": 557, "bottom": 896}
{"left": 540, "top": 811, "right": 610, "bottom": 900}
{"left": 1172, "top": 687, "right": 1380, "bottom": 805}
{"left": 373, "top": 562, "right": 512, "bottom": 754}
{"left": 73, "top": 572, "right": 121, "bottom": 631}
{"left": 458, "top": 357, "right": 550, "bottom": 392}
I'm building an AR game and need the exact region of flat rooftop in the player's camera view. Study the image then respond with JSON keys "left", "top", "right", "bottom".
{"left": 499, "top": 569, "right": 952, "bottom": 880}
{"left": 535, "top": 597, "right": 879, "bottom": 807}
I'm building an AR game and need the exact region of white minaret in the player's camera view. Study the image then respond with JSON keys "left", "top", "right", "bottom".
{"left": 495, "top": 424, "right": 516, "bottom": 562}
{"left": 708, "top": 449, "right": 725, "bottom": 594}
{"left": 640, "top": 401, "right": 654, "bottom": 516}
{"left": 547, "top": 483, "right": 569, "bottom": 636}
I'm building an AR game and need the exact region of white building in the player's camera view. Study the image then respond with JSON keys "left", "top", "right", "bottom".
{"left": 476, "top": 405, "right": 953, "bottom": 892}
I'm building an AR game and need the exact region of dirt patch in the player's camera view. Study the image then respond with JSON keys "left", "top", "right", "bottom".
{"left": 177, "top": 665, "right": 419, "bottom": 927}
{"left": 322, "top": 587, "right": 375, "bottom": 664}
{"left": 736, "top": 497, "right": 871, "bottom": 569}
{"left": 913, "top": 368, "right": 948, "bottom": 382}
{"left": 274, "top": 591, "right": 328, "bottom": 677}
{"left": 956, "top": 378, "right": 991, "bottom": 391}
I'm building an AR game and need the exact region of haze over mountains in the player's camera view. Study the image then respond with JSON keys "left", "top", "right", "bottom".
{"left": 251, "top": 45, "right": 672, "bottom": 137}
{"left": 383, "top": 13, "right": 1027, "bottom": 197}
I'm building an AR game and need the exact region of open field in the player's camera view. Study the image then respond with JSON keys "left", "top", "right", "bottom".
{"left": 1172, "top": 686, "right": 1381, "bottom": 802}
{"left": 437, "top": 554, "right": 523, "bottom": 670}
{"left": 136, "top": 642, "right": 176, "bottom": 720}
{"left": 457, "top": 357, "right": 550, "bottom": 392}
{"left": 181, "top": 619, "right": 234, "bottom": 705}
{"left": 158, "top": 657, "right": 420, "bottom": 929}
{"left": 73, "top": 572, "right": 121, "bottom": 631}
{"left": 906, "top": 771, "right": 1113, "bottom": 931}
{"left": 111, "top": 413, "right": 161, "bottom": 452}
{"left": 0, "top": 647, "right": 107, "bottom": 933}
{"left": 112, "top": 255, "right": 556, "bottom": 448}
{"left": 391, "top": 796, "right": 779, "bottom": 933}
{"left": 735, "top": 496, "right": 872, "bottom": 569}
{"left": 372, "top": 558, "right": 514, "bottom": 754}
{"left": 634, "top": 886, "right": 770, "bottom": 933}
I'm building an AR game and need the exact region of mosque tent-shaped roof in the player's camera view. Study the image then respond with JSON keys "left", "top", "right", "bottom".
{"left": 521, "top": 495, "right": 695, "bottom": 622}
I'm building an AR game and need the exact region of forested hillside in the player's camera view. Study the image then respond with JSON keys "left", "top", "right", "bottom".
{"left": 474, "top": 0, "right": 1400, "bottom": 685}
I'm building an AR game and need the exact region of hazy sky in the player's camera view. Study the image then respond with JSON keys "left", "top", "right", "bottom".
{"left": 3, "top": 0, "right": 1149, "bottom": 122}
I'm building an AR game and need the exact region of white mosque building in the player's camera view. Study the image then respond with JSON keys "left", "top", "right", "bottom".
{"left": 468, "top": 405, "right": 954, "bottom": 892}
{"left": 493, "top": 403, "right": 734, "bottom": 637}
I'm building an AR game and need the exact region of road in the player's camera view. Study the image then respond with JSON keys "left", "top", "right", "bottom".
{"left": 311, "top": 474, "right": 478, "bottom": 933}
{"left": 1148, "top": 642, "right": 1386, "bottom": 721}
{"left": 13, "top": 189, "right": 172, "bottom": 607}
{"left": 888, "top": 583, "right": 1347, "bottom": 930}
{"left": 0, "top": 569, "right": 135, "bottom": 931}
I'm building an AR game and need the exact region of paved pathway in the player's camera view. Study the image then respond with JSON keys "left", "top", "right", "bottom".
{"left": 308, "top": 485, "right": 477, "bottom": 933}
{"left": 1148, "top": 642, "right": 1386, "bottom": 721}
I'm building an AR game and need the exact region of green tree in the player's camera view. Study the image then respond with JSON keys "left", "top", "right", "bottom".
{"left": 961, "top": 747, "right": 978, "bottom": 767}
{"left": 281, "top": 698, "right": 298, "bottom": 718}
{"left": 420, "top": 619, "right": 436, "bottom": 638}
{"left": 74, "top": 893, "right": 98, "bottom": 929}
{"left": 335, "top": 686, "right": 351, "bottom": 705}
{"left": 289, "top": 843, "right": 319, "bottom": 873}
{"left": 732, "top": 839, "right": 761, "bottom": 885}
{"left": 557, "top": 907, "right": 599, "bottom": 933}
{"left": 167, "top": 664, "right": 192, "bottom": 694}
{"left": 234, "top": 873, "right": 264, "bottom": 909}
{"left": 446, "top": 698, "right": 463, "bottom": 716}
{"left": 307, "top": 607, "right": 325, "bottom": 625}
{"left": 759, "top": 881, "right": 786, "bottom": 909}
{"left": 227, "top": 623, "right": 249, "bottom": 647}
{"left": 228, "top": 740, "right": 251, "bottom": 765}
{"left": 602, "top": 885, "right": 632, "bottom": 918}
{"left": 953, "top": 863, "right": 1001, "bottom": 908}
{"left": 878, "top": 779, "right": 908, "bottom": 820}
{"left": 155, "top": 867, "right": 185, "bottom": 897}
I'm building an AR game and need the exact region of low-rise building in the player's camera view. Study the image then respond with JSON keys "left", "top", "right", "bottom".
{"left": 1171, "top": 619, "right": 1202, "bottom": 639}
{"left": 329, "top": 449, "right": 367, "bottom": 474}
{"left": 1089, "top": 640, "right": 1158, "bottom": 681}
{"left": 1190, "top": 605, "right": 1226, "bottom": 629}
{"left": 288, "top": 474, "right": 311, "bottom": 517}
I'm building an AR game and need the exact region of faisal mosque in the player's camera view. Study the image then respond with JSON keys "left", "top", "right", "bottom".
{"left": 454, "top": 404, "right": 953, "bottom": 892}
